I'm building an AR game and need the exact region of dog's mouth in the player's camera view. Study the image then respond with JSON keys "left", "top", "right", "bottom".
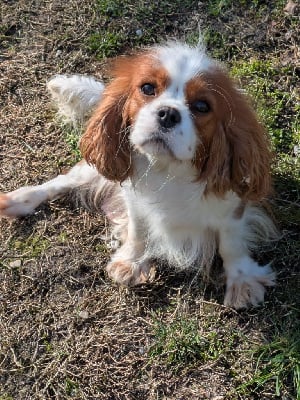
{"left": 140, "top": 134, "right": 174, "bottom": 157}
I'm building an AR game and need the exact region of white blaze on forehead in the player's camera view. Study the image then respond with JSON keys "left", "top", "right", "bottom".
{"left": 155, "top": 43, "right": 215, "bottom": 86}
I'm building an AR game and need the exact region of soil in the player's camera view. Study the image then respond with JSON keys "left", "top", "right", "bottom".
{"left": 0, "top": 1, "right": 299, "bottom": 399}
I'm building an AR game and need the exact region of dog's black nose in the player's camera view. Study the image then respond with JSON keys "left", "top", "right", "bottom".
{"left": 157, "top": 107, "right": 181, "bottom": 129}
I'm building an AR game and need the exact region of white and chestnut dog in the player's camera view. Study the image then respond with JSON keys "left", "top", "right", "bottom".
{"left": 0, "top": 43, "right": 278, "bottom": 309}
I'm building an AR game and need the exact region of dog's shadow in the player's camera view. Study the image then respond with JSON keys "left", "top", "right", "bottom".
{"left": 130, "top": 256, "right": 226, "bottom": 313}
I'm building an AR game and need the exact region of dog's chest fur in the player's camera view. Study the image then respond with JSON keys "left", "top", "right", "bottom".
{"left": 121, "top": 156, "right": 241, "bottom": 266}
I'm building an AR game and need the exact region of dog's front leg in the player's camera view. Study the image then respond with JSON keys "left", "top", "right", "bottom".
{"left": 0, "top": 161, "right": 99, "bottom": 218}
{"left": 218, "top": 220, "right": 276, "bottom": 309}
{"left": 106, "top": 214, "right": 152, "bottom": 286}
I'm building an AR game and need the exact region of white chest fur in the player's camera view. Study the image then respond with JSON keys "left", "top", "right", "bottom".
{"left": 123, "top": 156, "right": 241, "bottom": 267}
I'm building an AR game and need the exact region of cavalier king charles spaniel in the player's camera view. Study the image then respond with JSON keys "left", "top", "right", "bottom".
{"left": 0, "top": 43, "right": 278, "bottom": 309}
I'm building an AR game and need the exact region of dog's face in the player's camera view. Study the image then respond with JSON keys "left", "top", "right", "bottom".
{"left": 111, "top": 45, "right": 221, "bottom": 163}
{"left": 129, "top": 66, "right": 200, "bottom": 162}
{"left": 81, "top": 43, "right": 271, "bottom": 201}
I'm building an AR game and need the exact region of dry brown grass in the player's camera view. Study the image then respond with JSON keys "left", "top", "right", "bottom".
{"left": 0, "top": 1, "right": 299, "bottom": 399}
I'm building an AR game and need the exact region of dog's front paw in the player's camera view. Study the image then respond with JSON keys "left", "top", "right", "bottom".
{"left": 106, "top": 260, "right": 153, "bottom": 286}
{"left": 224, "top": 260, "right": 276, "bottom": 309}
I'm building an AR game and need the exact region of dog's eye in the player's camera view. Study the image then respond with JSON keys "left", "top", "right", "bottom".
{"left": 141, "top": 83, "right": 156, "bottom": 96}
{"left": 191, "top": 100, "right": 211, "bottom": 114}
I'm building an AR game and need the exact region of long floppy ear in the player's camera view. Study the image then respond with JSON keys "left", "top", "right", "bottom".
{"left": 80, "top": 70, "right": 132, "bottom": 182}
{"left": 201, "top": 76, "right": 271, "bottom": 201}
{"left": 227, "top": 95, "right": 271, "bottom": 201}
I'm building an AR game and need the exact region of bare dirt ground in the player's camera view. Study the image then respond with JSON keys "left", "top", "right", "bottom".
{"left": 0, "top": 1, "right": 299, "bottom": 399}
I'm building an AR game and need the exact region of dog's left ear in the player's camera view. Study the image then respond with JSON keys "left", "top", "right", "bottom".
{"left": 226, "top": 91, "right": 271, "bottom": 201}
{"left": 80, "top": 71, "right": 132, "bottom": 182}
{"left": 200, "top": 76, "right": 271, "bottom": 201}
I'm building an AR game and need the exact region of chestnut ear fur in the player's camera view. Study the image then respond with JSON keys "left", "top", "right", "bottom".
{"left": 198, "top": 73, "right": 272, "bottom": 202}
{"left": 80, "top": 60, "right": 134, "bottom": 182}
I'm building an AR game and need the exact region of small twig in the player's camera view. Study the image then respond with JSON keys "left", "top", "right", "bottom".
{"left": 10, "top": 347, "right": 23, "bottom": 368}
{"left": 274, "top": 198, "right": 300, "bottom": 207}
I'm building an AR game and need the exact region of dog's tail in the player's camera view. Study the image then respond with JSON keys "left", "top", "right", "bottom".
{"left": 47, "top": 75, "right": 104, "bottom": 125}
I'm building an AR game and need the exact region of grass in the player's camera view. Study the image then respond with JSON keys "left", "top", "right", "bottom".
{"left": 0, "top": 0, "right": 299, "bottom": 399}
{"left": 238, "top": 330, "right": 300, "bottom": 398}
{"left": 87, "top": 30, "right": 123, "bottom": 58}
{"left": 64, "top": 378, "right": 79, "bottom": 396}
{"left": 10, "top": 235, "right": 50, "bottom": 258}
{"left": 207, "top": 0, "right": 236, "bottom": 16}
{"left": 231, "top": 59, "right": 299, "bottom": 152}
{"left": 149, "top": 317, "right": 214, "bottom": 366}
{"left": 64, "top": 125, "right": 82, "bottom": 162}
{"left": 149, "top": 314, "right": 240, "bottom": 369}
{"left": 86, "top": 0, "right": 200, "bottom": 58}
{"left": 207, "top": 0, "right": 288, "bottom": 17}
{"left": 148, "top": 311, "right": 300, "bottom": 398}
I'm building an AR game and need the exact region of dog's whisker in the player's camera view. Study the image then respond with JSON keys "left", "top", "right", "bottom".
{"left": 156, "top": 173, "right": 176, "bottom": 191}
{"left": 133, "top": 158, "right": 156, "bottom": 188}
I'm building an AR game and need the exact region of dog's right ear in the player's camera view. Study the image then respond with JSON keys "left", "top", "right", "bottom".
{"left": 80, "top": 66, "right": 133, "bottom": 182}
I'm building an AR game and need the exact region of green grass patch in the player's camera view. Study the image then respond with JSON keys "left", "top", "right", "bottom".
{"left": 238, "top": 329, "right": 300, "bottom": 399}
{"left": 207, "top": 0, "right": 287, "bottom": 17}
{"left": 273, "top": 154, "right": 300, "bottom": 194}
{"left": 55, "top": 119, "right": 82, "bottom": 162}
{"left": 149, "top": 315, "right": 239, "bottom": 369}
{"left": 203, "top": 28, "right": 228, "bottom": 59}
{"left": 65, "top": 378, "right": 79, "bottom": 396}
{"left": 11, "top": 235, "right": 50, "bottom": 258}
{"left": 207, "top": 0, "right": 235, "bottom": 16}
{"left": 231, "top": 59, "right": 299, "bottom": 152}
{"left": 87, "top": 30, "right": 123, "bottom": 58}
{"left": 95, "top": 243, "right": 109, "bottom": 254}
{"left": 87, "top": 0, "right": 199, "bottom": 58}
{"left": 64, "top": 127, "right": 82, "bottom": 162}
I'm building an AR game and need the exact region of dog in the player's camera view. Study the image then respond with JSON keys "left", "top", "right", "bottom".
{"left": 0, "top": 42, "right": 278, "bottom": 309}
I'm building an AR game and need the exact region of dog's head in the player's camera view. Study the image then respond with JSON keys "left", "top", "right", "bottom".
{"left": 81, "top": 43, "right": 271, "bottom": 200}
